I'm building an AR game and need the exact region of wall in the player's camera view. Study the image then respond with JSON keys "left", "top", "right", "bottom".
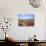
{"left": 0, "top": 0, "right": 46, "bottom": 40}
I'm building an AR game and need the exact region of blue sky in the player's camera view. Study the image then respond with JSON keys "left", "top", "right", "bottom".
{"left": 18, "top": 14, "right": 34, "bottom": 20}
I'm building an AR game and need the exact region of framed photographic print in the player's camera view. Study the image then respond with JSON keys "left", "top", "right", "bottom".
{"left": 18, "top": 14, "right": 34, "bottom": 26}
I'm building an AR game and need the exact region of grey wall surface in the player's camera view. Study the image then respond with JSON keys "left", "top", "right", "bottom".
{"left": 0, "top": 0, "right": 46, "bottom": 40}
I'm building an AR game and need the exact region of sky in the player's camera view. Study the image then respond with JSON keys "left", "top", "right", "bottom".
{"left": 18, "top": 14, "right": 34, "bottom": 20}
